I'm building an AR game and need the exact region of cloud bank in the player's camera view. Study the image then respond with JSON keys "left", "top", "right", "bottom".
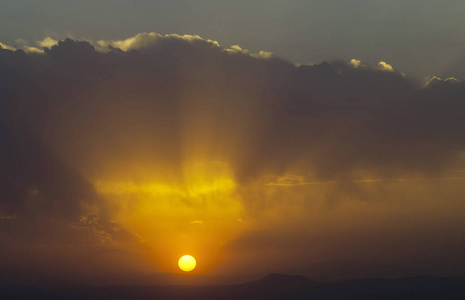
{"left": 1, "top": 33, "right": 465, "bottom": 284}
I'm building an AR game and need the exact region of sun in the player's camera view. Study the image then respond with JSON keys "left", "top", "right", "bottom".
{"left": 178, "top": 255, "right": 196, "bottom": 272}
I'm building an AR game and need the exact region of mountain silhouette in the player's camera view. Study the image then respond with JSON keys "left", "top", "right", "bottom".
{"left": 138, "top": 272, "right": 263, "bottom": 286}
{"left": 1, "top": 274, "right": 464, "bottom": 299}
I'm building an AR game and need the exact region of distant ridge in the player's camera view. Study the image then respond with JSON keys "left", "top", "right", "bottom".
{"left": 138, "top": 272, "right": 262, "bottom": 286}
{"left": 138, "top": 272, "right": 313, "bottom": 287}
{"left": 251, "top": 273, "right": 314, "bottom": 287}
{"left": 1, "top": 275, "right": 464, "bottom": 299}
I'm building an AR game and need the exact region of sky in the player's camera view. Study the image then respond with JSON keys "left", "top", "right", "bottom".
{"left": 1, "top": 1, "right": 465, "bottom": 286}
{"left": 2, "top": 0, "right": 465, "bottom": 79}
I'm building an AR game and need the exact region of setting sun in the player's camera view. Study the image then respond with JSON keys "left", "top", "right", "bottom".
{"left": 178, "top": 255, "right": 196, "bottom": 272}
{"left": 4, "top": 1, "right": 465, "bottom": 296}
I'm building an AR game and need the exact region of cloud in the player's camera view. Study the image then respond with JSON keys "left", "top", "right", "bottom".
{"left": 1, "top": 32, "right": 465, "bottom": 283}
{"left": 425, "top": 75, "right": 460, "bottom": 88}
{"left": 0, "top": 42, "right": 16, "bottom": 51}
{"left": 10, "top": 39, "right": 47, "bottom": 54}
{"left": 190, "top": 220, "right": 204, "bottom": 225}
{"left": 265, "top": 174, "right": 308, "bottom": 186}
{"left": 36, "top": 37, "right": 59, "bottom": 49}
{"left": 349, "top": 58, "right": 362, "bottom": 68}
{"left": 94, "top": 32, "right": 221, "bottom": 53}
{"left": 441, "top": 55, "right": 465, "bottom": 81}
{"left": 377, "top": 61, "right": 394, "bottom": 72}
{"left": 72, "top": 213, "right": 143, "bottom": 245}
{"left": 0, "top": 214, "right": 16, "bottom": 220}
{"left": 225, "top": 44, "right": 273, "bottom": 58}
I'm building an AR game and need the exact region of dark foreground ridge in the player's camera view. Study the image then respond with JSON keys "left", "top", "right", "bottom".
{"left": 1, "top": 274, "right": 465, "bottom": 299}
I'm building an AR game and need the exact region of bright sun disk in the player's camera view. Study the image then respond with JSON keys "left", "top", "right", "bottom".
{"left": 178, "top": 255, "right": 196, "bottom": 272}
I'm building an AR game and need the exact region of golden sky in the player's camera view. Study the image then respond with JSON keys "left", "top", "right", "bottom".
{"left": 1, "top": 33, "right": 465, "bottom": 285}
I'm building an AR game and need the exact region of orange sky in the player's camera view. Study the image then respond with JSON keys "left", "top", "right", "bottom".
{"left": 1, "top": 33, "right": 465, "bottom": 285}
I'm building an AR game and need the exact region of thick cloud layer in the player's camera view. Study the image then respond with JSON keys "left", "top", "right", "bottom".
{"left": 1, "top": 33, "right": 465, "bottom": 284}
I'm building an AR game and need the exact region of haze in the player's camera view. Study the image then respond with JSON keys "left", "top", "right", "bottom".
{"left": 1, "top": 1, "right": 465, "bottom": 287}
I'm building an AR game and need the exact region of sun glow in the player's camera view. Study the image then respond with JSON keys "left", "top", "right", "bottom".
{"left": 93, "top": 162, "right": 246, "bottom": 272}
{"left": 178, "top": 255, "right": 196, "bottom": 272}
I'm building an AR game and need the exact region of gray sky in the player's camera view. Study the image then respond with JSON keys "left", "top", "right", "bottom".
{"left": 2, "top": 0, "right": 465, "bottom": 79}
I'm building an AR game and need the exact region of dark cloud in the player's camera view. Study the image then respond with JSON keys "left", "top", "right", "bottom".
{"left": 442, "top": 56, "right": 465, "bottom": 81}
{"left": 1, "top": 34, "right": 464, "bottom": 283}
